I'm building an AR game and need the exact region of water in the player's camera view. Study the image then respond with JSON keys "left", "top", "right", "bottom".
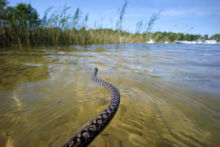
{"left": 0, "top": 44, "right": 219, "bottom": 147}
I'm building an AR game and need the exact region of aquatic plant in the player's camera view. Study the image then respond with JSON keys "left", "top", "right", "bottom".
{"left": 0, "top": 0, "right": 217, "bottom": 48}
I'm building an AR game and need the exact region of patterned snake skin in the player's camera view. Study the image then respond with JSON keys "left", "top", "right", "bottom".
{"left": 63, "top": 68, "right": 120, "bottom": 147}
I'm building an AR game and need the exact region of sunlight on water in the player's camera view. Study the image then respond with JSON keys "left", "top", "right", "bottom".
{"left": 0, "top": 44, "right": 220, "bottom": 147}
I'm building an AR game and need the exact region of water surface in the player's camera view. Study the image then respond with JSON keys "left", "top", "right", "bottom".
{"left": 0, "top": 44, "right": 220, "bottom": 147}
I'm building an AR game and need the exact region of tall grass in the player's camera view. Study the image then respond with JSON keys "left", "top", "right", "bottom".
{"left": 117, "top": 0, "right": 127, "bottom": 43}
{"left": 1, "top": 0, "right": 216, "bottom": 48}
{"left": 0, "top": 0, "right": 155, "bottom": 47}
{"left": 0, "top": 2, "right": 128, "bottom": 47}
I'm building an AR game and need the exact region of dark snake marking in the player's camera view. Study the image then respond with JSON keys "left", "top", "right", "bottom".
{"left": 63, "top": 68, "right": 120, "bottom": 147}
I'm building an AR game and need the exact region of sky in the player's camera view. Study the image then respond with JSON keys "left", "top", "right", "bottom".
{"left": 8, "top": 0, "right": 220, "bottom": 36}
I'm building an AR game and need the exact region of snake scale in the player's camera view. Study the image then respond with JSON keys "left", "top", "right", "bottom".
{"left": 63, "top": 68, "right": 120, "bottom": 147}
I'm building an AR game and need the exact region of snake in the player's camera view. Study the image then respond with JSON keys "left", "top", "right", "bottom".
{"left": 63, "top": 67, "right": 120, "bottom": 147}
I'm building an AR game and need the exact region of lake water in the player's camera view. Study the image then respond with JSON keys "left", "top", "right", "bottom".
{"left": 0, "top": 44, "right": 219, "bottom": 147}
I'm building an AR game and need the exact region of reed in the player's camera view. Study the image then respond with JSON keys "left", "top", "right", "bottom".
{"left": 0, "top": 0, "right": 217, "bottom": 48}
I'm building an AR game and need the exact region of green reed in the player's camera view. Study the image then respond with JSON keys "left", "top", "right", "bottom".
{"left": 0, "top": 0, "right": 218, "bottom": 48}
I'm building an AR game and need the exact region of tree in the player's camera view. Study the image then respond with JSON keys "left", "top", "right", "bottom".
{"left": 2, "top": 2, "right": 40, "bottom": 46}
{"left": 0, "top": 0, "right": 7, "bottom": 15}
{"left": 210, "top": 34, "right": 220, "bottom": 41}
{"left": 176, "top": 33, "right": 184, "bottom": 40}
{"left": 193, "top": 34, "right": 201, "bottom": 40}
{"left": 0, "top": 0, "right": 8, "bottom": 46}
{"left": 14, "top": 3, "right": 40, "bottom": 29}
{"left": 0, "top": 0, "right": 8, "bottom": 27}
{"left": 168, "top": 32, "right": 176, "bottom": 42}
{"left": 184, "top": 34, "right": 193, "bottom": 41}
{"left": 202, "top": 34, "right": 208, "bottom": 40}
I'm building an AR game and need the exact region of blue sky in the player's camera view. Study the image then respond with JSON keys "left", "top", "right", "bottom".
{"left": 8, "top": 0, "right": 220, "bottom": 36}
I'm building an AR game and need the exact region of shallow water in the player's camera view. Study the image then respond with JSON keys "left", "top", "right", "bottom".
{"left": 0, "top": 44, "right": 219, "bottom": 147}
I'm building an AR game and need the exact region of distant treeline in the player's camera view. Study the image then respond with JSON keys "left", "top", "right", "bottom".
{"left": 0, "top": 0, "right": 219, "bottom": 48}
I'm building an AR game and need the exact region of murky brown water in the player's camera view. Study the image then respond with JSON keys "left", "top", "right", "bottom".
{"left": 0, "top": 44, "right": 220, "bottom": 147}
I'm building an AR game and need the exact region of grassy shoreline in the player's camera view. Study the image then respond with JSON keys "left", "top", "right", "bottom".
{"left": 0, "top": 0, "right": 219, "bottom": 48}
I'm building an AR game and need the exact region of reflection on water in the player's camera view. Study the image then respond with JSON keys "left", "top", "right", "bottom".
{"left": 0, "top": 44, "right": 219, "bottom": 147}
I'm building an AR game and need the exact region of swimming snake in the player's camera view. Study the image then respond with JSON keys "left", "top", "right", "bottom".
{"left": 63, "top": 68, "right": 120, "bottom": 147}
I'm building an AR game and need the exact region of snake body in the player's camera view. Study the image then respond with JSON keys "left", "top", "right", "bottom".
{"left": 63, "top": 68, "right": 120, "bottom": 147}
